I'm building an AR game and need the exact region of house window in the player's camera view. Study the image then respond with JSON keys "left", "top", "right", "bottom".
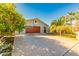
{"left": 34, "top": 20, "right": 37, "bottom": 24}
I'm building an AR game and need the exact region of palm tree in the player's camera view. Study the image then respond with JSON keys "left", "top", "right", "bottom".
{"left": 51, "top": 16, "right": 66, "bottom": 26}
{"left": 67, "top": 12, "right": 75, "bottom": 27}
{"left": 74, "top": 12, "right": 79, "bottom": 31}
{"left": 50, "top": 20, "right": 57, "bottom": 33}
{"left": 50, "top": 16, "right": 66, "bottom": 35}
{"left": 50, "top": 19, "right": 57, "bottom": 26}
{"left": 57, "top": 16, "right": 66, "bottom": 35}
{"left": 58, "top": 16, "right": 66, "bottom": 25}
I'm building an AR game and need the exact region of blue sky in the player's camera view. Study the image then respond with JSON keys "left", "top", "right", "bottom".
{"left": 15, "top": 3, "right": 79, "bottom": 25}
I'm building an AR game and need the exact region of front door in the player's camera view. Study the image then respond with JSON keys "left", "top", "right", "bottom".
{"left": 44, "top": 27, "right": 46, "bottom": 33}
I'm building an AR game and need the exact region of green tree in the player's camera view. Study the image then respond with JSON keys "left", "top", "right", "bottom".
{"left": 0, "top": 3, "right": 25, "bottom": 56}
{"left": 67, "top": 12, "right": 75, "bottom": 27}
{"left": 57, "top": 16, "right": 66, "bottom": 25}
{"left": 0, "top": 3, "right": 25, "bottom": 36}
{"left": 50, "top": 19, "right": 58, "bottom": 26}
{"left": 50, "top": 16, "right": 66, "bottom": 35}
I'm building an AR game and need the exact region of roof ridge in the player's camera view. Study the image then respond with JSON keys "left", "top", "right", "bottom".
{"left": 26, "top": 18, "right": 49, "bottom": 26}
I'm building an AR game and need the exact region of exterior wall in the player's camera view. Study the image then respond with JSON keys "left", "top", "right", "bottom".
{"left": 25, "top": 20, "right": 34, "bottom": 26}
{"left": 25, "top": 19, "right": 49, "bottom": 33}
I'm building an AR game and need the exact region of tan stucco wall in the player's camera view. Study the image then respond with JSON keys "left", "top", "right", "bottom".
{"left": 25, "top": 20, "right": 49, "bottom": 33}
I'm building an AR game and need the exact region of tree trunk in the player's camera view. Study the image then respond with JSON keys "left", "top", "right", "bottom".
{"left": 59, "top": 31, "right": 62, "bottom": 36}
{"left": 70, "top": 20, "right": 72, "bottom": 28}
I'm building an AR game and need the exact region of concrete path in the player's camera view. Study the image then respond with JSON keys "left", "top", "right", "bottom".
{"left": 12, "top": 34, "right": 79, "bottom": 56}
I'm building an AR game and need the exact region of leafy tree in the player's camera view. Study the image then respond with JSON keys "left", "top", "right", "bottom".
{"left": 0, "top": 3, "right": 25, "bottom": 36}
{"left": 0, "top": 3, "right": 25, "bottom": 56}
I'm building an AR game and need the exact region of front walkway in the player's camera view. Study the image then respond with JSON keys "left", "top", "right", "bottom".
{"left": 12, "top": 34, "right": 79, "bottom": 56}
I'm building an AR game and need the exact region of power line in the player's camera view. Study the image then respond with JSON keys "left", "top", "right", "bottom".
{"left": 62, "top": 41, "right": 79, "bottom": 56}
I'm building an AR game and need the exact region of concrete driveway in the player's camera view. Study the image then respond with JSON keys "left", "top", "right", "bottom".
{"left": 12, "top": 34, "right": 79, "bottom": 56}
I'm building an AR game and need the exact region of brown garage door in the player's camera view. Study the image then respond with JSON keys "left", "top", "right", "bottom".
{"left": 25, "top": 26, "right": 40, "bottom": 33}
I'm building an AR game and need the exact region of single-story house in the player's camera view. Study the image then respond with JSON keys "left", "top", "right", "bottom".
{"left": 25, "top": 18, "right": 49, "bottom": 33}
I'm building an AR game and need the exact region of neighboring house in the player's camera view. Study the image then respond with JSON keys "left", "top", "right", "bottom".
{"left": 25, "top": 18, "right": 49, "bottom": 33}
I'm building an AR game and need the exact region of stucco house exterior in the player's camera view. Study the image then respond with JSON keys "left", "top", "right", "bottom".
{"left": 24, "top": 18, "right": 49, "bottom": 33}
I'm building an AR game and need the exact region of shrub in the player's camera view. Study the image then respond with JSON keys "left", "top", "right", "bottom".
{"left": 63, "top": 34, "right": 76, "bottom": 38}
{"left": 65, "top": 25, "right": 74, "bottom": 34}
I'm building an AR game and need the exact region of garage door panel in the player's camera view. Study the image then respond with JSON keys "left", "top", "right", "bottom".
{"left": 26, "top": 26, "right": 40, "bottom": 33}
